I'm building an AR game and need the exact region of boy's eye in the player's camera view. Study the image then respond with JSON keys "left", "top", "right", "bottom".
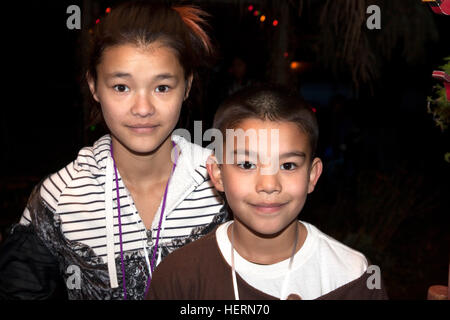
{"left": 113, "top": 84, "right": 129, "bottom": 93}
{"left": 155, "top": 85, "right": 170, "bottom": 93}
{"left": 237, "top": 161, "right": 256, "bottom": 170}
{"left": 281, "top": 162, "right": 297, "bottom": 170}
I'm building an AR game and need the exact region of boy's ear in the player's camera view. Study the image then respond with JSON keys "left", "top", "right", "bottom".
{"left": 206, "top": 155, "right": 224, "bottom": 192}
{"left": 86, "top": 71, "right": 100, "bottom": 103}
{"left": 307, "top": 157, "right": 323, "bottom": 194}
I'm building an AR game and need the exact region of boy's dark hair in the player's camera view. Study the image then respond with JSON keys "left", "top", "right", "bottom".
{"left": 212, "top": 84, "right": 319, "bottom": 159}
{"left": 83, "top": 0, "right": 215, "bottom": 129}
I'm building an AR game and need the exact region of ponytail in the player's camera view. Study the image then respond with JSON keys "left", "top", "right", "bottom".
{"left": 172, "top": 5, "right": 214, "bottom": 57}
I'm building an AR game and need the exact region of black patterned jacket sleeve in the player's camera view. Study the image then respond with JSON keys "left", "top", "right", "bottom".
{"left": 0, "top": 223, "right": 68, "bottom": 300}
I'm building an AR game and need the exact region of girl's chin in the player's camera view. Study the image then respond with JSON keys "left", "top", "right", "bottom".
{"left": 126, "top": 142, "right": 166, "bottom": 155}
{"left": 111, "top": 130, "right": 174, "bottom": 155}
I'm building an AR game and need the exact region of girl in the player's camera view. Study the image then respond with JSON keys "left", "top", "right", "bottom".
{"left": 0, "top": 1, "right": 225, "bottom": 300}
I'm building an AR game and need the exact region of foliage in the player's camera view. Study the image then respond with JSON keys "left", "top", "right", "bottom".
{"left": 427, "top": 57, "right": 450, "bottom": 132}
{"left": 427, "top": 57, "right": 450, "bottom": 162}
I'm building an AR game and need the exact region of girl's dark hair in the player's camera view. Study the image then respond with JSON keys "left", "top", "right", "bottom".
{"left": 213, "top": 84, "right": 319, "bottom": 159}
{"left": 84, "top": 0, "right": 215, "bottom": 129}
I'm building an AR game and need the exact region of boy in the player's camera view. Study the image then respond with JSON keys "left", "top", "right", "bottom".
{"left": 146, "top": 85, "right": 388, "bottom": 300}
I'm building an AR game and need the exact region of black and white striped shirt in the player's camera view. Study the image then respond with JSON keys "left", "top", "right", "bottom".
{"left": 19, "top": 134, "right": 225, "bottom": 298}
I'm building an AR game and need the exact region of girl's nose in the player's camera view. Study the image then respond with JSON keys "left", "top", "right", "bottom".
{"left": 131, "top": 92, "right": 155, "bottom": 117}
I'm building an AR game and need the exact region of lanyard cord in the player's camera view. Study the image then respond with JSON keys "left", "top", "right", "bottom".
{"left": 144, "top": 144, "right": 177, "bottom": 297}
{"left": 110, "top": 141, "right": 177, "bottom": 300}
{"left": 230, "top": 221, "right": 299, "bottom": 300}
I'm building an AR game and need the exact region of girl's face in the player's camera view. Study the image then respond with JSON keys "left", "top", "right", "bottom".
{"left": 208, "top": 119, "right": 322, "bottom": 236}
{"left": 88, "top": 42, "right": 192, "bottom": 155}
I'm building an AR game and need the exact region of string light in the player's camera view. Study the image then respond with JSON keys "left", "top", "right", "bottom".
{"left": 106, "top": 7, "right": 111, "bottom": 13}
{"left": 246, "top": 6, "right": 280, "bottom": 30}
{"left": 290, "top": 61, "right": 301, "bottom": 70}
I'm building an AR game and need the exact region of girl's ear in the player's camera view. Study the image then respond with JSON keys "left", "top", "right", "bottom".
{"left": 184, "top": 73, "right": 194, "bottom": 101}
{"left": 206, "top": 155, "right": 224, "bottom": 192}
{"left": 307, "top": 157, "right": 323, "bottom": 194}
{"left": 86, "top": 71, "right": 100, "bottom": 103}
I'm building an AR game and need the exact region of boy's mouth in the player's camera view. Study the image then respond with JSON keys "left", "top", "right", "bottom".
{"left": 249, "top": 202, "right": 288, "bottom": 213}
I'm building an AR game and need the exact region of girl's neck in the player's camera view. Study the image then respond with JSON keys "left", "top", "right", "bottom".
{"left": 111, "top": 135, "right": 175, "bottom": 190}
{"left": 228, "top": 220, "right": 306, "bottom": 265}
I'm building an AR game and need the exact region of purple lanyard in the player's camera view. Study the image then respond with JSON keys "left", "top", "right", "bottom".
{"left": 110, "top": 141, "right": 177, "bottom": 300}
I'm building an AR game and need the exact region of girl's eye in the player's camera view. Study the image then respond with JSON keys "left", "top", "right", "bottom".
{"left": 155, "top": 85, "right": 170, "bottom": 93}
{"left": 113, "top": 84, "right": 129, "bottom": 93}
{"left": 281, "top": 162, "right": 297, "bottom": 171}
{"left": 237, "top": 161, "right": 256, "bottom": 170}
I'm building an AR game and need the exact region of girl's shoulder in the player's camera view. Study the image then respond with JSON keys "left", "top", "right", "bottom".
{"left": 38, "top": 135, "right": 113, "bottom": 213}
{"left": 171, "top": 134, "right": 214, "bottom": 183}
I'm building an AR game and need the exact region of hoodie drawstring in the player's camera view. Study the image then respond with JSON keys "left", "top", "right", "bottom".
{"left": 105, "top": 155, "right": 119, "bottom": 289}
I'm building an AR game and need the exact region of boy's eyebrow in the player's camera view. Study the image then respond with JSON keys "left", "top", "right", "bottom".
{"left": 280, "top": 151, "right": 306, "bottom": 159}
{"left": 233, "top": 149, "right": 258, "bottom": 158}
{"left": 232, "top": 150, "right": 306, "bottom": 158}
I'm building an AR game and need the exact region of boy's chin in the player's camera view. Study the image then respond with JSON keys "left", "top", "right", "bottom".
{"left": 242, "top": 220, "right": 296, "bottom": 239}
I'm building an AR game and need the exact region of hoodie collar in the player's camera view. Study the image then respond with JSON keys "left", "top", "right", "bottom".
{"left": 89, "top": 134, "right": 211, "bottom": 211}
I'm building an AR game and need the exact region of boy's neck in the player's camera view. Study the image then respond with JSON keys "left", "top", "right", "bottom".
{"left": 228, "top": 220, "right": 307, "bottom": 265}
{"left": 111, "top": 136, "right": 175, "bottom": 191}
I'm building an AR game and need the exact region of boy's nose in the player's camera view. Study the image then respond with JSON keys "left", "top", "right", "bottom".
{"left": 255, "top": 172, "right": 281, "bottom": 194}
{"left": 131, "top": 92, "right": 155, "bottom": 117}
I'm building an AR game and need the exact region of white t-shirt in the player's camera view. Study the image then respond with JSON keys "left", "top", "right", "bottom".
{"left": 215, "top": 220, "right": 368, "bottom": 300}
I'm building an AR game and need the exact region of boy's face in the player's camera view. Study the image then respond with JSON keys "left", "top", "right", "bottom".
{"left": 208, "top": 118, "right": 322, "bottom": 236}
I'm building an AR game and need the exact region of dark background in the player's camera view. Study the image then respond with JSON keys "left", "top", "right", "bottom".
{"left": 1, "top": 0, "right": 449, "bottom": 300}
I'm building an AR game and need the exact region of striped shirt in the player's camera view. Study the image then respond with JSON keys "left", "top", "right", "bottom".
{"left": 19, "top": 134, "right": 225, "bottom": 299}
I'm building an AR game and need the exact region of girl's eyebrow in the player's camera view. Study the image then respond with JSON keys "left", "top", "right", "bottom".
{"left": 154, "top": 73, "right": 177, "bottom": 81}
{"left": 107, "top": 72, "right": 132, "bottom": 79}
{"left": 105, "top": 72, "right": 177, "bottom": 81}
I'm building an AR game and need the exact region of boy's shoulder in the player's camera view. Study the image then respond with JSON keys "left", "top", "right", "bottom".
{"left": 157, "top": 226, "right": 219, "bottom": 271}
{"left": 303, "top": 221, "right": 368, "bottom": 277}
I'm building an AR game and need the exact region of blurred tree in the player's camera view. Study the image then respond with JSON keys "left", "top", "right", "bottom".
{"left": 203, "top": 0, "right": 439, "bottom": 92}
{"left": 315, "top": 0, "right": 439, "bottom": 93}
